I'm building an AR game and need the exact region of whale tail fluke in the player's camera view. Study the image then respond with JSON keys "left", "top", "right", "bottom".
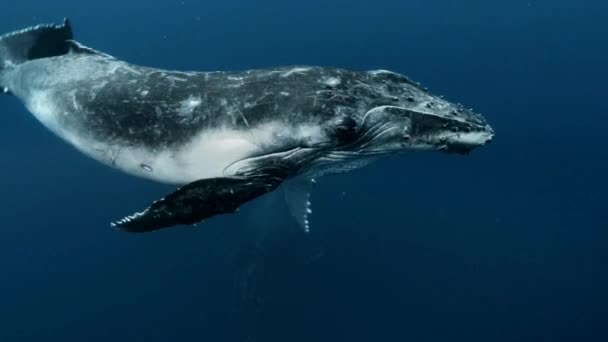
{"left": 0, "top": 18, "right": 72, "bottom": 70}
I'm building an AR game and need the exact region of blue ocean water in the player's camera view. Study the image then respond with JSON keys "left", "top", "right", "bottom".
{"left": 1, "top": 0, "right": 606, "bottom": 341}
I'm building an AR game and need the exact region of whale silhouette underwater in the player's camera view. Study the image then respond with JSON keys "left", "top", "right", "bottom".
{"left": 0, "top": 19, "right": 494, "bottom": 233}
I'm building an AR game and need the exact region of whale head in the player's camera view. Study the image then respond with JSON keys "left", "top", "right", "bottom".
{"left": 402, "top": 105, "right": 494, "bottom": 155}
{"left": 359, "top": 70, "right": 494, "bottom": 156}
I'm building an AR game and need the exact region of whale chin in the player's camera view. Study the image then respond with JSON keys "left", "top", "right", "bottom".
{"left": 441, "top": 128, "right": 494, "bottom": 154}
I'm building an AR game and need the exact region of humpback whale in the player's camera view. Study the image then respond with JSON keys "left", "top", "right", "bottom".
{"left": 0, "top": 19, "right": 494, "bottom": 233}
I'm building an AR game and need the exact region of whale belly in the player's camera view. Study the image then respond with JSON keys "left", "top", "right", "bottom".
{"left": 107, "top": 129, "right": 262, "bottom": 185}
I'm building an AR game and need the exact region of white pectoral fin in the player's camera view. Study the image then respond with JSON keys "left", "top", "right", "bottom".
{"left": 283, "top": 177, "right": 315, "bottom": 233}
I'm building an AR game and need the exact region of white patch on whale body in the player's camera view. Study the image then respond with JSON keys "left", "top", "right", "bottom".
{"left": 281, "top": 67, "right": 311, "bottom": 77}
{"left": 368, "top": 69, "right": 400, "bottom": 76}
{"left": 113, "top": 129, "right": 262, "bottom": 184}
{"left": 322, "top": 77, "right": 341, "bottom": 87}
{"left": 177, "top": 95, "right": 202, "bottom": 117}
{"left": 111, "top": 121, "right": 327, "bottom": 184}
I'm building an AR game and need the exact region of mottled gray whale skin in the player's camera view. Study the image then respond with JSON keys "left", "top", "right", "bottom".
{"left": 0, "top": 19, "right": 494, "bottom": 232}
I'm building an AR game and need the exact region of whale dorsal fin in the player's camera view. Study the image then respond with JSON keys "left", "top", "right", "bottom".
{"left": 0, "top": 18, "right": 73, "bottom": 67}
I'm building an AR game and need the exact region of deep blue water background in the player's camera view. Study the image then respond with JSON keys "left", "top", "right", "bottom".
{"left": 1, "top": 1, "right": 607, "bottom": 341}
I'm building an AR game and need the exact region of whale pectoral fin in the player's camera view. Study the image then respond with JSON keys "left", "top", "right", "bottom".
{"left": 111, "top": 175, "right": 284, "bottom": 233}
{"left": 283, "top": 177, "right": 315, "bottom": 233}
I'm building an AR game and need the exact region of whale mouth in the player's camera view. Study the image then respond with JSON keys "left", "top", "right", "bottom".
{"left": 437, "top": 125, "right": 494, "bottom": 154}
